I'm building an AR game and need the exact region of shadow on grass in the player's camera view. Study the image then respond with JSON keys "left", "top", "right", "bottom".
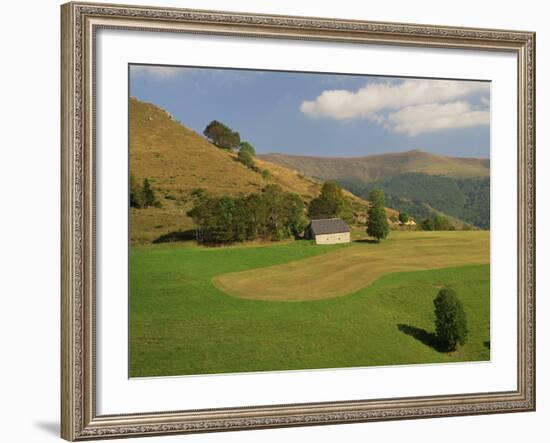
{"left": 397, "top": 324, "right": 444, "bottom": 352}
{"left": 353, "top": 239, "right": 380, "bottom": 244}
{"left": 153, "top": 229, "right": 196, "bottom": 244}
{"left": 484, "top": 340, "right": 491, "bottom": 350}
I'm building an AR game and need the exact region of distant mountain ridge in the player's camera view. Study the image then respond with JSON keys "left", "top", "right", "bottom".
{"left": 258, "top": 150, "right": 489, "bottom": 183}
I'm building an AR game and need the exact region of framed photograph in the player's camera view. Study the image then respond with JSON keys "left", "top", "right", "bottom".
{"left": 61, "top": 2, "right": 536, "bottom": 440}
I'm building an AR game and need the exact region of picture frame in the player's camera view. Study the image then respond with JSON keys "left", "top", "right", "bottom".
{"left": 61, "top": 1, "right": 536, "bottom": 440}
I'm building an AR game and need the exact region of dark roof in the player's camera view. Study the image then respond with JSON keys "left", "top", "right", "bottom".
{"left": 310, "top": 218, "right": 350, "bottom": 235}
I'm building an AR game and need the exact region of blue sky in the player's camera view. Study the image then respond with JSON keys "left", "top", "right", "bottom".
{"left": 130, "top": 64, "right": 490, "bottom": 158}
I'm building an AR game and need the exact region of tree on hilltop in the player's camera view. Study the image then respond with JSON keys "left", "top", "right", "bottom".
{"left": 203, "top": 120, "right": 241, "bottom": 150}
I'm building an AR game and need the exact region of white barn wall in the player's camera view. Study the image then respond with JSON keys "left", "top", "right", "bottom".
{"left": 315, "top": 232, "right": 351, "bottom": 245}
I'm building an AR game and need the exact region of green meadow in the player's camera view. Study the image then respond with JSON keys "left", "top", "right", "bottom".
{"left": 130, "top": 231, "right": 490, "bottom": 377}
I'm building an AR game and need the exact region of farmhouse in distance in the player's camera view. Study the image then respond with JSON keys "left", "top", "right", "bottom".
{"left": 307, "top": 218, "right": 351, "bottom": 245}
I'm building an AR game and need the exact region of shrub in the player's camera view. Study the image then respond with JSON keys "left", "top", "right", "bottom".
{"left": 239, "top": 141, "right": 256, "bottom": 157}
{"left": 237, "top": 149, "right": 255, "bottom": 169}
{"left": 433, "top": 288, "right": 468, "bottom": 352}
{"left": 420, "top": 214, "right": 451, "bottom": 231}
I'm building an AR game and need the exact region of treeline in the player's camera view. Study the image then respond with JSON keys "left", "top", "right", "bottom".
{"left": 338, "top": 173, "right": 490, "bottom": 229}
{"left": 187, "top": 181, "right": 360, "bottom": 245}
{"left": 130, "top": 175, "right": 161, "bottom": 209}
{"left": 187, "top": 185, "right": 308, "bottom": 244}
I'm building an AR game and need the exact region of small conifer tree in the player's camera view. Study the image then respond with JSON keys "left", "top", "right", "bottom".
{"left": 366, "top": 189, "right": 390, "bottom": 241}
{"left": 434, "top": 288, "right": 468, "bottom": 352}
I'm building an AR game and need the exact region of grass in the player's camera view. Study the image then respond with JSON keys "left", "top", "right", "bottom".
{"left": 130, "top": 231, "right": 490, "bottom": 377}
{"left": 215, "top": 230, "right": 489, "bottom": 301}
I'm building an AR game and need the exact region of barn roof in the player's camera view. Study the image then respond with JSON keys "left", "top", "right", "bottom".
{"left": 310, "top": 218, "right": 350, "bottom": 235}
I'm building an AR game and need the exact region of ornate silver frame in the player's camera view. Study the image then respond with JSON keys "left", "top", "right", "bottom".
{"left": 61, "top": 2, "right": 536, "bottom": 440}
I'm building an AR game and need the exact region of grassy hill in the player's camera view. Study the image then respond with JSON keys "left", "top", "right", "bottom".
{"left": 130, "top": 231, "right": 490, "bottom": 377}
{"left": 130, "top": 97, "right": 322, "bottom": 199}
{"left": 259, "top": 150, "right": 490, "bottom": 182}
{"left": 130, "top": 98, "right": 391, "bottom": 243}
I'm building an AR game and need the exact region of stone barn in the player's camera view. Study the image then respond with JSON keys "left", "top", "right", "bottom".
{"left": 307, "top": 218, "right": 351, "bottom": 245}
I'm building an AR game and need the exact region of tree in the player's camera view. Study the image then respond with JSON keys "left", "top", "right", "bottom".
{"left": 284, "top": 192, "right": 309, "bottom": 238}
{"left": 434, "top": 288, "right": 468, "bottom": 352}
{"left": 203, "top": 120, "right": 241, "bottom": 150}
{"left": 237, "top": 149, "right": 255, "bottom": 169}
{"left": 421, "top": 214, "right": 450, "bottom": 231}
{"left": 239, "top": 141, "right": 256, "bottom": 157}
{"left": 262, "top": 184, "right": 288, "bottom": 240}
{"left": 242, "top": 193, "right": 269, "bottom": 240}
{"left": 130, "top": 176, "right": 160, "bottom": 209}
{"left": 398, "top": 212, "right": 409, "bottom": 224}
{"left": 188, "top": 196, "right": 239, "bottom": 244}
{"left": 433, "top": 214, "right": 450, "bottom": 230}
{"left": 261, "top": 169, "right": 272, "bottom": 181}
{"left": 130, "top": 173, "right": 142, "bottom": 208}
{"left": 366, "top": 189, "right": 390, "bottom": 241}
{"left": 421, "top": 217, "right": 435, "bottom": 231}
{"left": 309, "top": 181, "right": 350, "bottom": 221}
{"left": 142, "top": 178, "right": 157, "bottom": 208}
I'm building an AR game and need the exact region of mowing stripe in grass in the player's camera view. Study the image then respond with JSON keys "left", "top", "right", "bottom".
{"left": 213, "top": 231, "right": 489, "bottom": 301}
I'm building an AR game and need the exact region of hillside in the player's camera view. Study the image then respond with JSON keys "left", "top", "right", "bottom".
{"left": 259, "top": 150, "right": 489, "bottom": 183}
{"left": 130, "top": 98, "right": 388, "bottom": 243}
{"left": 340, "top": 173, "right": 490, "bottom": 229}
{"left": 259, "top": 151, "right": 489, "bottom": 229}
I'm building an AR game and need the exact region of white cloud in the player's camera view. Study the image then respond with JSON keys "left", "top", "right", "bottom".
{"left": 300, "top": 79, "right": 490, "bottom": 136}
{"left": 387, "top": 101, "right": 490, "bottom": 136}
{"left": 130, "top": 65, "right": 189, "bottom": 78}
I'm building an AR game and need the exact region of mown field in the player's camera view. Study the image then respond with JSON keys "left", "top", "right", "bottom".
{"left": 130, "top": 231, "right": 490, "bottom": 377}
